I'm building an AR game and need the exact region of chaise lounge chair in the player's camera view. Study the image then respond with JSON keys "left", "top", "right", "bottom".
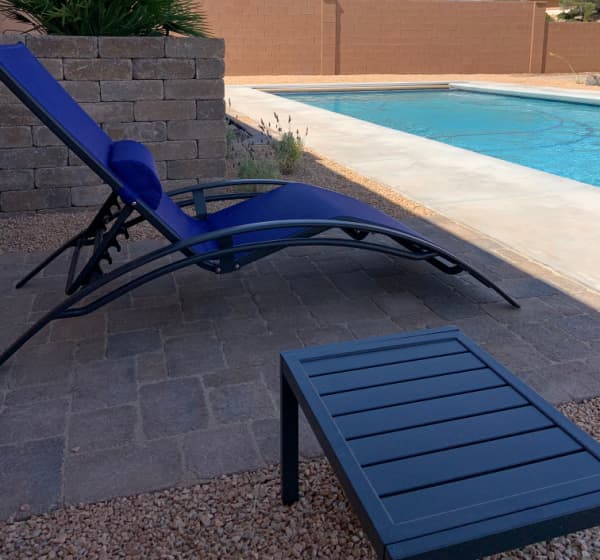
{"left": 0, "top": 42, "right": 519, "bottom": 366}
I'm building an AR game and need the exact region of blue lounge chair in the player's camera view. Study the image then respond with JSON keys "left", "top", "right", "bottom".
{"left": 0, "top": 43, "right": 518, "bottom": 365}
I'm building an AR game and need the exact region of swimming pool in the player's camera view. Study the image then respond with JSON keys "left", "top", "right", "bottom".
{"left": 277, "top": 89, "right": 600, "bottom": 187}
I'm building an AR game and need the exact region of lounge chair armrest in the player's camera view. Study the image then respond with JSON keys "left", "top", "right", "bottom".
{"left": 166, "top": 179, "right": 290, "bottom": 197}
{"left": 166, "top": 179, "right": 293, "bottom": 218}
{"left": 175, "top": 192, "right": 258, "bottom": 212}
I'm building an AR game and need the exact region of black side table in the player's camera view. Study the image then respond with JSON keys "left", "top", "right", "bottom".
{"left": 280, "top": 326, "right": 600, "bottom": 559}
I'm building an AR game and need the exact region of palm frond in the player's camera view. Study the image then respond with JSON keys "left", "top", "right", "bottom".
{"left": 0, "top": 0, "right": 211, "bottom": 36}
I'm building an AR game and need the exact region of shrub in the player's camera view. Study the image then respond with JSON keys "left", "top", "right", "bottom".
{"left": 275, "top": 130, "right": 304, "bottom": 175}
{"left": 238, "top": 158, "right": 280, "bottom": 180}
{"left": 225, "top": 124, "right": 236, "bottom": 159}
{"left": 0, "top": 0, "right": 210, "bottom": 36}
{"left": 260, "top": 113, "right": 307, "bottom": 175}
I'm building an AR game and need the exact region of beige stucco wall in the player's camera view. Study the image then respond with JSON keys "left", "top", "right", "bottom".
{"left": 199, "top": 0, "right": 600, "bottom": 76}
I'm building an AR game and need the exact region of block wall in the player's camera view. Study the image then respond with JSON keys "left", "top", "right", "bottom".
{"left": 198, "top": 0, "right": 600, "bottom": 76}
{"left": 0, "top": 35, "right": 225, "bottom": 213}
{"left": 336, "top": 0, "right": 543, "bottom": 74}
{"left": 201, "top": 0, "right": 323, "bottom": 75}
{"left": 545, "top": 23, "right": 600, "bottom": 73}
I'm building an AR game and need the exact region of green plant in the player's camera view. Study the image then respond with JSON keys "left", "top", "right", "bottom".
{"left": 275, "top": 130, "right": 304, "bottom": 175}
{"left": 225, "top": 123, "right": 235, "bottom": 159}
{"left": 237, "top": 158, "right": 280, "bottom": 180}
{"left": 0, "top": 0, "right": 210, "bottom": 36}
{"left": 259, "top": 113, "right": 307, "bottom": 175}
{"left": 557, "top": 0, "right": 599, "bottom": 21}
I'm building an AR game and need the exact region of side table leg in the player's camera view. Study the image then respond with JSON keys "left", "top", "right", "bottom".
{"left": 281, "top": 372, "right": 299, "bottom": 505}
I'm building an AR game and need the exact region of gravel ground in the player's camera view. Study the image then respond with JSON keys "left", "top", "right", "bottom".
{"left": 1, "top": 397, "right": 600, "bottom": 559}
{"left": 0, "top": 211, "right": 162, "bottom": 254}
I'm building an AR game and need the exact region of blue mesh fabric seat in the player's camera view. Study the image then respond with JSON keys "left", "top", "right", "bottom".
{"left": 0, "top": 42, "right": 518, "bottom": 365}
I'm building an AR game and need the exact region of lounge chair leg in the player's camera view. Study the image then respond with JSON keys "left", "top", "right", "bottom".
{"left": 15, "top": 237, "right": 76, "bottom": 289}
{"left": 0, "top": 307, "right": 60, "bottom": 364}
{"left": 0, "top": 283, "right": 89, "bottom": 365}
{"left": 15, "top": 194, "right": 123, "bottom": 291}
{"left": 467, "top": 269, "right": 520, "bottom": 309}
{"left": 281, "top": 372, "right": 299, "bottom": 505}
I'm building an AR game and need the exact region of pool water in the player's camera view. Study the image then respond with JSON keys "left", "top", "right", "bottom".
{"left": 278, "top": 89, "right": 600, "bottom": 187}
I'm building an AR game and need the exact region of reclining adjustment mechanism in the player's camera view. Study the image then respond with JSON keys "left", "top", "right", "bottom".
{"left": 65, "top": 194, "right": 134, "bottom": 294}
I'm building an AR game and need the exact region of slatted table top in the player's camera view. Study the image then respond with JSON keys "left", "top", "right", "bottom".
{"left": 280, "top": 326, "right": 600, "bottom": 560}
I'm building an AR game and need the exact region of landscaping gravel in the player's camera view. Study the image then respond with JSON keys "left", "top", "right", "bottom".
{"left": 1, "top": 397, "right": 600, "bottom": 559}
{"left": 0, "top": 210, "right": 162, "bottom": 254}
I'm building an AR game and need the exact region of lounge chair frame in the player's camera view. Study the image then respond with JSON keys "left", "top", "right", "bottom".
{"left": 1, "top": 176, "right": 518, "bottom": 365}
{"left": 0, "top": 45, "right": 519, "bottom": 366}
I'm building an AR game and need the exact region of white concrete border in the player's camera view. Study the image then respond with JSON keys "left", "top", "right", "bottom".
{"left": 236, "top": 81, "right": 449, "bottom": 92}
{"left": 226, "top": 82, "right": 600, "bottom": 290}
{"left": 453, "top": 82, "right": 600, "bottom": 106}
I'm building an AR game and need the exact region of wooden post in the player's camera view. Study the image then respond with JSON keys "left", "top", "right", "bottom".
{"left": 321, "top": 0, "right": 338, "bottom": 75}
{"left": 529, "top": 1, "right": 548, "bottom": 73}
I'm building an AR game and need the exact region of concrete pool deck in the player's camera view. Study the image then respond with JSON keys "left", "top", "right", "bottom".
{"left": 226, "top": 81, "right": 600, "bottom": 291}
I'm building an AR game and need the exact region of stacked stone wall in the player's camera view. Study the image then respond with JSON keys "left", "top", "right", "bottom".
{"left": 0, "top": 35, "right": 225, "bottom": 212}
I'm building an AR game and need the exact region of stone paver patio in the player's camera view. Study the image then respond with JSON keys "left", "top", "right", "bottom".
{"left": 2, "top": 213, "right": 600, "bottom": 521}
